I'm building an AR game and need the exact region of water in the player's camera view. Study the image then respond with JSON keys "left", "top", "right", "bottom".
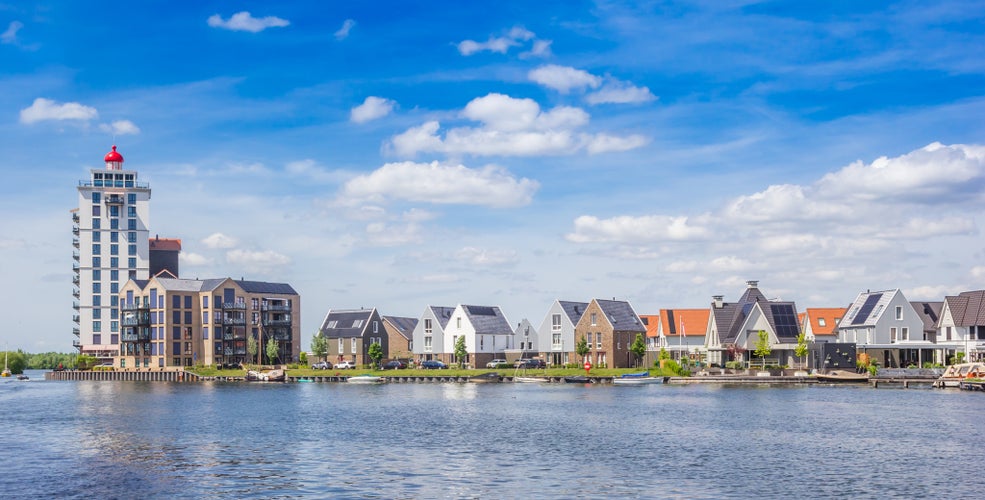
{"left": 2, "top": 371, "right": 984, "bottom": 499}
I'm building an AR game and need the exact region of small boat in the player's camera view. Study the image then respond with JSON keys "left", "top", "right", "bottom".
{"left": 16, "top": 374, "right": 29, "bottom": 381}
{"left": 1, "top": 348, "right": 10, "bottom": 378}
{"left": 246, "top": 369, "right": 286, "bottom": 382}
{"left": 347, "top": 374, "right": 384, "bottom": 384}
{"left": 938, "top": 362, "right": 985, "bottom": 388}
{"left": 470, "top": 372, "right": 502, "bottom": 383}
{"left": 814, "top": 370, "right": 869, "bottom": 383}
{"left": 513, "top": 376, "right": 548, "bottom": 383}
{"left": 563, "top": 376, "right": 592, "bottom": 384}
{"left": 613, "top": 371, "right": 664, "bottom": 385}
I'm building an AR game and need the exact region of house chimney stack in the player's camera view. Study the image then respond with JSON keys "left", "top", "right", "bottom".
{"left": 713, "top": 295, "right": 724, "bottom": 309}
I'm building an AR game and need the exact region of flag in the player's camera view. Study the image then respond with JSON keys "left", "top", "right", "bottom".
{"left": 680, "top": 317, "right": 686, "bottom": 338}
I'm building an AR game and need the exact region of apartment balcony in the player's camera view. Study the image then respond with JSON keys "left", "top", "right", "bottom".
{"left": 120, "top": 316, "right": 150, "bottom": 327}
{"left": 272, "top": 331, "right": 292, "bottom": 341}
{"left": 263, "top": 318, "right": 292, "bottom": 327}
{"left": 72, "top": 339, "right": 81, "bottom": 348}
{"left": 73, "top": 301, "right": 80, "bottom": 310}
{"left": 222, "top": 333, "right": 246, "bottom": 341}
{"left": 262, "top": 304, "right": 292, "bottom": 312}
{"left": 73, "top": 238, "right": 80, "bottom": 248}
{"left": 72, "top": 275, "right": 80, "bottom": 285}
{"left": 222, "top": 317, "right": 246, "bottom": 326}
{"left": 73, "top": 315, "right": 80, "bottom": 324}
{"left": 72, "top": 213, "right": 80, "bottom": 223}
{"left": 104, "top": 194, "right": 125, "bottom": 205}
{"left": 73, "top": 262, "right": 80, "bottom": 272}
{"left": 120, "top": 302, "right": 151, "bottom": 312}
{"left": 73, "top": 328, "right": 80, "bottom": 336}
{"left": 121, "top": 331, "right": 150, "bottom": 342}
{"left": 222, "top": 302, "right": 246, "bottom": 310}
{"left": 72, "top": 252, "right": 80, "bottom": 262}
{"left": 72, "top": 226, "right": 80, "bottom": 235}
{"left": 72, "top": 290, "right": 80, "bottom": 299}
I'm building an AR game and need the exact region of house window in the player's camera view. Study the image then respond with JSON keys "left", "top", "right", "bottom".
{"left": 901, "top": 327, "right": 909, "bottom": 341}
{"left": 351, "top": 338, "right": 358, "bottom": 353}
{"left": 457, "top": 317, "right": 462, "bottom": 329}
{"left": 424, "top": 319, "right": 432, "bottom": 334}
{"left": 338, "top": 338, "right": 344, "bottom": 353}
{"left": 890, "top": 327, "right": 897, "bottom": 342}
{"left": 895, "top": 306, "right": 902, "bottom": 320}
{"left": 92, "top": 192, "right": 101, "bottom": 203}
{"left": 327, "top": 320, "right": 338, "bottom": 328}
{"left": 818, "top": 318, "right": 826, "bottom": 327}
{"left": 946, "top": 326, "right": 952, "bottom": 341}
{"left": 553, "top": 333, "right": 562, "bottom": 348}
{"left": 352, "top": 319, "right": 364, "bottom": 328}
{"left": 595, "top": 332, "right": 602, "bottom": 349}
{"left": 127, "top": 193, "right": 136, "bottom": 204}
{"left": 591, "top": 313, "right": 597, "bottom": 326}
{"left": 374, "top": 321, "right": 378, "bottom": 333}
{"left": 552, "top": 314, "right": 562, "bottom": 332}
{"left": 424, "top": 337, "right": 432, "bottom": 352}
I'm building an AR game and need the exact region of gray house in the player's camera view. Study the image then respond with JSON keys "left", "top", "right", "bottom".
{"left": 836, "top": 289, "right": 936, "bottom": 367}
{"left": 318, "top": 308, "right": 385, "bottom": 367}
{"left": 704, "top": 281, "right": 801, "bottom": 367}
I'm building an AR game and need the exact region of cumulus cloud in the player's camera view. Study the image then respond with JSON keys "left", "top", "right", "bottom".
{"left": 521, "top": 39, "right": 553, "bottom": 59}
{"left": 19, "top": 98, "right": 98, "bottom": 124}
{"left": 207, "top": 12, "right": 289, "bottom": 33}
{"left": 528, "top": 65, "right": 601, "bottom": 94}
{"left": 202, "top": 232, "right": 238, "bottom": 249}
{"left": 335, "top": 19, "right": 356, "bottom": 40}
{"left": 226, "top": 249, "right": 291, "bottom": 270}
{"left": 2, "top": 20, "right": 23, "bottom": 44}
{"left": 179, "top": 252, "right": 213, "bottom": 267}
{"left": 350, "top": 96, "right": 396, "bottom": 123}
{"left": 566, "top": 215, "right": 711, "bottom": 243}
{"left": 457, "top": 26, "right": 535, "bottom": 55}
{"left": 387, "top": 93, "right": 648, "bottom": 157}
{"left": 341, "top": 160, "right": 539, "bottom": 208}
{"left": 455, "top": 247, "right": 519, "bottom": 267}
{"left": 586, "top": 81, "right": 657, "bottom": 105}
{"left": 99, "top": 120, "right": 140, "bottom": 136}
{"left": 365, "top": 221, "right": 422, "bottom": 246}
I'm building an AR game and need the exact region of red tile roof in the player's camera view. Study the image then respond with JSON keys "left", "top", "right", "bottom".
{"left": 149, "top": 237, "right": 182, "bottom": 251}
{"left": 659, "top": 309, "right": 709, "bottom": 338}
{"left": 804, "top": 307, "right": 847, "bottom": 336}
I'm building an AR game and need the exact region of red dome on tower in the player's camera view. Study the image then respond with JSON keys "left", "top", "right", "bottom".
{"left": 104, "top": 145, "right": 124, "bottom": 163}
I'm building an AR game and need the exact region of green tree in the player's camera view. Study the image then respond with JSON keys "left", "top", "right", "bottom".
{"left": 754, "top": 330, "right": 772, "bottom": 370}
{"left": 630, "top": 333, "right": 646, "bottom": 367}
{"left": 795, "top": 332, "right": 809, "bottom": 369}
{"left": 76, "top": 354, "right": 98, "bottom": 370}
{"left": 247, "top": 336, "right": 258, "bottom": 366}
{"left": 299, "top": 351, "right": 307, "bottom": 365}
{"left": 311, "top": 333, "right": 328, "bottom": 362}
{"left": 659, "top": 347, "right": 670, "bottom": 361}
{"left": 454, "top": 336, "right": 467, "bottom": 368}
{"left": 576, "top": 335, "right": 589, "bottom": 360}
{"left": 265, "top": 337, "right": 280, "bottom": 365}
{"left": 368, "top": 342, "right": 384, "bottom": 369}
{"left": 2, "top": 350, "right": 28, "bottom": 375}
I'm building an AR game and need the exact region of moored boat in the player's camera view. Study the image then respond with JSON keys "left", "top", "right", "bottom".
{"left": 814, "top": 370, "right": 869, "bottom": 383}
{"left": 938, "top": 362, "right": 985, "bottom": 388}
{"left": 563, "top": 375, "right": 592, "bottom": 384}
{"left": 347, "top": 374, "right": 384, "bottom": 384}
{"left": 470, "top": 372, "right": 502, "bottom": 383}
{"left": 246, "top": 369, "right": 286, "bottom": 382}
{"left": 613, "top": 371, "right": 664, "bottom": 385}
{"left": 513, "top": 376, "right": 548, "bottom": 383}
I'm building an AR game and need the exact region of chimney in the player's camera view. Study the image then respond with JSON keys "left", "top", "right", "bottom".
{"left": 713, "top": 295, "right": 724, "bottom": 309}
{"left": 746, "top": 280, "right": 758, "bottom": 289}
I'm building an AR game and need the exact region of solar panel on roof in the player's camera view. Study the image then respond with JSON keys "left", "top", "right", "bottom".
{"left": 770, "top": 304, "right": 799, "bottom": 339}
{"left": 851, "top": 293, "right": 883, "bottom": 325}
{"left": 467, "top": 306, "right": 497, "bottom": 316}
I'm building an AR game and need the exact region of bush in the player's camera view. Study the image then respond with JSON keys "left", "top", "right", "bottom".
{"left": 725, "top": 361, "right": 744, "bottom": 370}
{"left": 661, "top": 359, "right": 690, "bottom": 377}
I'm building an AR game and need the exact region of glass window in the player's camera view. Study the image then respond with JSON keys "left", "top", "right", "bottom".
{"left": 352, "top": 338, "right": 358, "bottom": 352}
{"left": 92, "top": 231, "right": 100, "bottom": 242}
{"left": 93, "top": 295, "right": 101, "bottom": 306}
{"left": 110, "top": 244, "right": 118, "bottom": 255}
{"left": 203, "top": 327, "right": 209, "bottom": 340}
{"left": 128, "top": 232, "right": 136, "bottom": 242}
{"left": 92, "top": 243, "right": 101, "bottom": 254}
{"left": 128, "top": 258, "right": 136, "bottom": 268}
{"left": 184, "top": 295, "right": 192, "bottom": 309}
{"left": 93, "top": 322, "right": 101, "bottom": 333}
{"left": 895, "top": 306, "right": 903, "bottom": 320}
{"left": 110, "top": 283, "right": 118, "bottom": 294}
{"left": 110, "top": 219, "right": 119, "bottom": 229}
{"left": 424, "top": 318, "right": 432, "bottom": 334}
{"left": 92, "top": 205, "right": 100, "bottom": 216}
{"left": 127, "top": 193, "right": 136, "bottom": 204}
{"left": 110, "top": 270, "right": 118, "bottom": 281}
{"left": 92, "top": 192, "right": 101, "bottom": 203}
{"left": 92, "top": 256, "right": 100, "bottom": 267}
{"left": 591, "top": 313, "right": 597, "bottom": 326}
{"left": 92, "top": 270, "right": 101, "bottom": 281}
{"left": 552, "top": 314, "right": 562, "bottom": 331}
{"left": 93, "top": 308, "right": 101, "bottom": 319}
{"left": 127, "top": 206, "right": 136, "bottom": 217}
{"left": 110, "top": 321, "right": 118, "bottom": 333}
{"left": 109, "top": 205, "right": 119, "bottom": 217}
{"left": 173, "top": 295, "right": 181, "bottom": 308}
{"left": 128, "top": 219, "right": 136, "bottom": 230}
{"left": 110, "top": 257, "right": 119, "bottom": 268}
{"left": 203, "top": 296, "right": 209, "bottom": 308}
{"left": 184, "top": 311, "right": 192, "bottom": 324}
{"left": 128, "top": 244, "right": 137, "bottom": 256}
{"left": 92, "top": 218, "right": 100, "bottom": 229}
{"left": 172, "top": 311, "right": 180, "bottom": 324}
{"left": 110, "top": 232, "right": 119, "bottom": 242}
{"left": 338, "top": 338, "right": 344, "bottom": 353}
{"left": 92, "top": 282, "right": 101, "bottom": 293}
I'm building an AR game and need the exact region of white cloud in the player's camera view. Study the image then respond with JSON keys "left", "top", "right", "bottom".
{"left": 365, "top": 221, "right": 422, "bottom": 246}
{"left": 566, "top": 215, "right": 711, "bottom": 243}
{"left": 341, "top": 160, "right": 539, "bottom": 208}
{"left": 207, "top": 12, "right": 289, "bottom": 33}
{"left": 972, "top": 266, "right": 985, "bottom": 280}
{"left": 521, "top": 39, "right": 553, "bottom": 59}
{"left": 284, "top": 159, "right": 348, "bottom": 184}
{"left": 19, "top": 98, "right": 98, "bottom": 124}
{"left": 226, "top": 249, "right": 292, "bottom": 270}
{"left": 387, "top": 93, "right": 647, "bottom": 157}
{"left": 586, "top": 81, "right": 657, "bottom": 105}
{"left": 99, "top": 120, "right": 141, "bottom": 135}
{"left": 335, "top": 19, "right": 356, "bottom": 40}
{"left": 455, "top": 247, "right": 519, "bottom": 267}
{"left": 350, "top": 96, "right": 396, "bottom": 123}
{"left": 457, "top": 25, "right": 535, "bottom": 55}
{"left": 528, "top": 65, "right": 602, "bottom": 94}
{"left": 179, "top": 252, "right": 213, "bottom": 266}
{"left": 2, "top": 21, "right": 22, "bottom": 44}
{"left": 202, "top": 232, "right": 238, "bottom": 249}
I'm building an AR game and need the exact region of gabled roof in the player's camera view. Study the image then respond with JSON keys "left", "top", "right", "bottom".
{"left": 594, "top": 299, "right": 645, "bottom": 333}
{"left": 428, "top": 306, "right": 456, "bottom": 328}
{"left": 943, "top": 290, "right": 985, "bottom": 327}
{"left": 911, "top": 301, "right": 942, "bottom": 333}
{"left": 713, "top": 282, "right": 799, "bottom": 343}
{"left": 558, "top": 300, "right": 590, "bottom": 325}
{"left": 660, "top": 309, "right": 709, "bottom": 338}
{"left": 640, "top": 314, "right": 660, "bottom": 338}
{"left": 319, "top": 308, "right": 377, "bottom": 339}
{"left": 841, "top": 289, "right": 897, "bottom": 328}
{"left": 384, "top": 316, "right": 418, "bottom": 340}
{"left": 462, "top": 305, "right": 513, "bottom": 335}
{"left": 156, "top": 278, "right": 210, "bottom": 292}
{"left": 804, "top": 307, "right": 847, "bottom": 336}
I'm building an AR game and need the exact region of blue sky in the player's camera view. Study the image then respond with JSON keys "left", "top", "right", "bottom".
{"left": 2, "top": 1, "right": 985, "bottom": 352}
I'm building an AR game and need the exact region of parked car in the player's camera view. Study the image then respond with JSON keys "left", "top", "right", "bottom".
{"left": 335, "top": 360, "right": 357, "bottom": 369}
{"left": 381, "top": 360, "right": 407, "bottom": 370}
{"left": 515, "top": 358, "right": 546, "bottom": 369}
{"left": 312, "top": 361, "right": 332, "bottom": 370}
{"left": 486, "top": 359, "right": 507, "bottom": 368}
{"left": 420, "top": 360, "right": 447, "bottom": 369}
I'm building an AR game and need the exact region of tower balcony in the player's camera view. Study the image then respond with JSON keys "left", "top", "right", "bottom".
{"left": 121, "top": 331, "right": 151, "bottom": 342}
{"left": 73, "top": 238, "right": 80, "bottom": 248}
{"left": 73, "top": 327, "right": 80, "bottom": 336}
{"left": 262, "top": 304, "right": 292, "bottom": 312}
{"left": 104, "top": 194, "right": 125, "bottom": 205}
{"left": 222, "top": 317, "right": 246, "bottom": 326}
{"left": 72, "top": 339, "right": 81, "bottom": 349}
{"left": 73, "top": 262, "right": 80, "bottom": 272}
{"left": 73, "top": 252, "right": 80, "bottom": 262}
{"left": 72, "top": 213, "right": 80, "bottom": 223}
{"left": 73, "top": 315, "right": 80, "bottom": 324}
{"left": 72, "top": 276, "right": 80, "bottom": 285}
{"left": 72, "top": 226, "right": 80, "bottom": 236}
{"left": 73, "top": 301, "right": 80, "bottom": 310}
{"left": 72, "top": 290, "right": 80, "bottom": 299}
{"left": 263, "top": 318, "right": 292, "bottom": 327}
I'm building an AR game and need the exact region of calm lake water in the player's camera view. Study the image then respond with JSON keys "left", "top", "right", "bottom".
{"left": 2, "top": 370, "right": 984, "bottom": 499}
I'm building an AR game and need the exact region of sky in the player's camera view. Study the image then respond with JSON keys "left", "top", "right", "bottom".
{"left": 2, "top": 1, "right": 985, "bottom": 353}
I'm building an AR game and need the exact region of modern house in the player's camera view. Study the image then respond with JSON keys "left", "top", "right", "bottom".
{"left": 573, "top": 299, "right": 646, "bottom": 369}
{"left": 382, "top": 316, "right": 418, "bottom": 361}
{"left": 318, "top": 308, "right": 386, "bottom": 367}
{"left": 535, "top": 300, "right": 588, "bottom": 366}
{"left": 512, "top": 318, "right": 540, "bottom": 355}
{"left": 937, "top": 290, "right": 985, "bottom": 362}
{"left": 441, "top": 305, "right": 514, "bottom": 368}
{"left": 411, "top": 306, "right": 455, "bottom": 364}
{"left": 836, "top": 289, "right": 938, "bottom": 367}
{"left": 801, "top": 307, "right": 846, "bottom": 342}
{"left": 704, "top": 281, "right": 802, "bottom": 367}
{"left": 117, "top": 276, "right": 300, "bottom": 369}
{"left": 651, "top": 308, "right": 709, "bottom": 362}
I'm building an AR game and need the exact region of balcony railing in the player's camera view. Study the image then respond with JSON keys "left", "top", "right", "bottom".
{"left": 72, "top": 276, "right": 80, "bottom": 285}
{"left": 73, "top": 301, "right": 80, "bottom": 310}
{"left": 72, "top": 339, "right": 81, "bottom": 348}
{"left": 73, "top": 238, "right": 80, "bottom": 248}
{"left": 72, "top": 290, "right": 80, "bottom": 298}
{"left": 272, "top": 331, "right": 292, "bottom": 341}
{"left": 120, "top": 302, "right": 150, "bottom": 312}
{"left": 73, "top": 328, "right": 80, "bottom": 336}
{"left": 72, "top": 252, "right": 80, "bottom": 262}
{"left": 73, "top": 263, "right": 80, "bottom": 272}
{"left": 121, "top": 317, "right": 150, "bottom": 327}
{"left": 223, "top": 317, "right": 245, "bottom": 326}
{"left": 72, "top": 226, "right": 80, "bottom": 235}
{"left": 104, "top": 194, "right": 125, "bottom": 205}
{"left": 222, "top": 302, "right": 246, "bottom": 310}
{"left": 263, "top": 319, "right": 292, "bottom": 327}
{"left": 121, "top": 332, "right": 150, "bottom": 342}
{"left": 72, "top": 213, "right": 80, "bottom": 223}
{"left": 262, "top": 304, "right": 292, "bottom": 312}
{"left": 73, "top": 315, "right": 80, "bottom": 323}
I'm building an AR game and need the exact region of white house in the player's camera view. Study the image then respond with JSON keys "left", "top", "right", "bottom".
{"left": 937, "top": 290, "right": 985, "bottom": 363}
{"left": 441, "top": 304, "right": 514, "bottom": 368}
{"left": 836, "top": 289, "right": 939, "bottom": 367}
{"left": 535, "top": 300, "right": 588, "bottom": 366}
{"left": 705, "top": 281, "right": 802, "bottom": 367}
